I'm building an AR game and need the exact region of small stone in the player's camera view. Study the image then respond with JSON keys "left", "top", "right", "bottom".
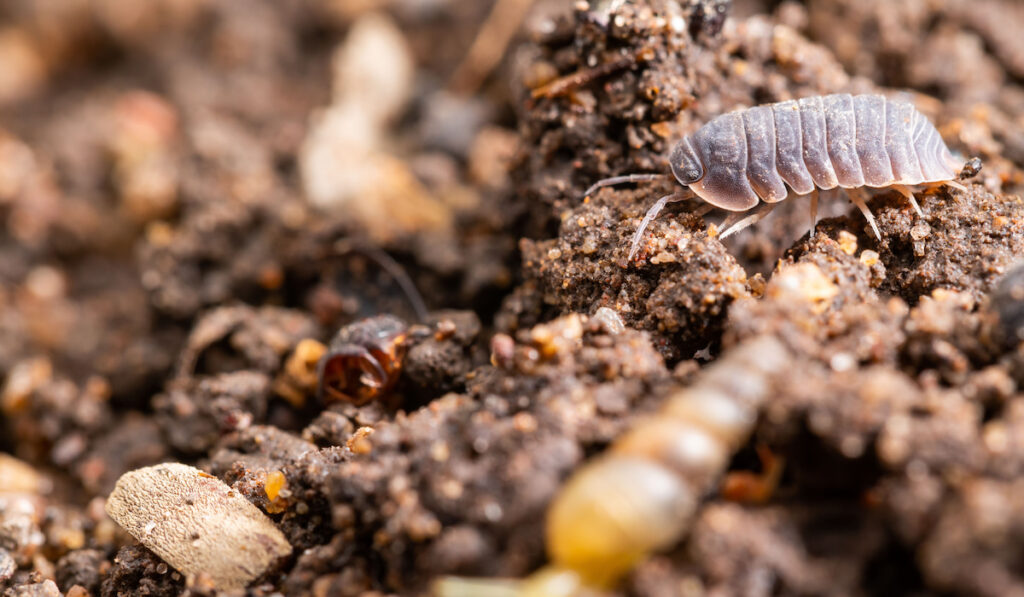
{"left": 2, "top": 579, "right": 60, "bottom": 597}
{"left": 0, "top": 548, "right": 14, "bottom": 582}
{"left": 0, "top": 454, "right": 50, "bottom": 495}
{"left": 837, "top": 230, "right": 858, "bottom": 255}
{"left": 104, "top": 463, "right": 291, "bottom": 591}
{"left": 859, "top": 250, "right": 880, "bottom": 267}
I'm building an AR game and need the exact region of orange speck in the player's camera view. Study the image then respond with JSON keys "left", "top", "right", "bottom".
{"left": 348, "top": 427, "right": 375, "bottom": 455}
{"left": 258, "top": 264, "right": 284, "bottom": 290}
{"left": 650, "top": 121, "right": 674, "bottom": 138}
{"left": 265, "top": 471, "right": 287, "bottom": 501}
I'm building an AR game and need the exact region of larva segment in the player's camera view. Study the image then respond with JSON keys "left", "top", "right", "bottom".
{"left": 853, "top": 95, "right": 894, "bottom": 187}
{"left": 611, "top": 417, "right": 730, "bottom": 488}
{"left": 688, "top": 112, "right": 760, "bottom": 210}
{"left": 884, "top": 99, "right": 926, "bottom": 184}
{"left": 434, "top": 336, "right": 789, "bottom": 597}
{"left": 772, "top": 100, "right": 815, "bottom": 194}
{"left": 661, "top": 388, "right": 757, "bottom": 449}
{"left": 823, "top": 94, "right": 865, "bottom": 187}
{"left": 798, "top": 96, "right": 840, "bottom": 190}
{"left": 546, "top": 456, "right": 697, "bottom": 587}
{"left": 742, "top": 106, "right": 788, "bottom": 202}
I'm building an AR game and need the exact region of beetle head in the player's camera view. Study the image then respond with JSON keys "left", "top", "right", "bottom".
{"left": 669, "top": 138, "right": 704, "bottom": 185}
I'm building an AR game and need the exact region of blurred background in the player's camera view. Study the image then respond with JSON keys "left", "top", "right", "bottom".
{"left": 2, "top": 0, "right": 1024, "bottom": 595}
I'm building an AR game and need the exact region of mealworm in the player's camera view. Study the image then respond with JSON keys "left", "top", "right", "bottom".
{"left": 582, "top": 93, "right": 976, "bottom": 259}
{"left": 434, "top": 335, "right": 790, "bottom": 597}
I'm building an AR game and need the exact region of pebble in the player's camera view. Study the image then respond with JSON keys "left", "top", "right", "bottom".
{"left": 104, "top": 463, "right": 292, "bottom": 591}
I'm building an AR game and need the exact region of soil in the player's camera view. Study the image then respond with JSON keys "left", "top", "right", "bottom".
{"left": 1, "top": 0, "right": 1023, "bottom": 596}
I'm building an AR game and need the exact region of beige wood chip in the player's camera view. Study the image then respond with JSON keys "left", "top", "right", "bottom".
{"left": 105, "top": 462, "right": 291, "bottom": 591}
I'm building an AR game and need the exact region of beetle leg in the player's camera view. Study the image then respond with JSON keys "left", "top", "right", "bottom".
{"left": 583, "top": 173, "right": 670, "bottom": 199}
{"left": 628, "top": 190, "right": 692, "bottom": 261}
{"left": 721, "top": 444, "right": 785, "bottom": 504}
{"left": 719, "top": 202, "right": 777, "bottom": 240}
{"left": 846, "top": 188, "right": 881, "bottom": 240}
{"left": 892, "top": 185, "right": 923, "bottom": 217}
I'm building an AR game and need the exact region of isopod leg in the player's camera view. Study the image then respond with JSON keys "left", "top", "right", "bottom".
{"left": 809, "top": 189, "right": 819, "bottom": 234}
{"left": 582, "top": 173, "right": 670, "bottom": 199}
{"left": 692, "top": 203, "right": 714, "bottom": 217}
{"left": 846, "top": 188, "right": 881, "bottom": 240}
{"left": 943, "top": 180, "right": 969, "bottom": 193}
{"left": 628, "top": 190, "right": 692, "bottom": 261}
{"left": 717, "top": 211, "right": 743, "bottom": 236}
{"left": 892, "top": 185, "right": 923, "bottom": 217}
{"left": 719, "top": 202, "right": 777, "bottom": 240}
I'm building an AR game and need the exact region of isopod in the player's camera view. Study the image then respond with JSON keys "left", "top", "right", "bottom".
{"left": 582, "top": 93, "right": 976, "bottom": 259}
{"left": 434, "top": 335, "right": 790, "bottom": 597}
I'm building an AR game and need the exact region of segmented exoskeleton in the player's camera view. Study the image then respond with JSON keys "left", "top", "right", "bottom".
{"left": 583, "top": 93, "right": 973, "bottom": 259}
{"left": 434, "top": 336, "right": 790, "bottom": 597}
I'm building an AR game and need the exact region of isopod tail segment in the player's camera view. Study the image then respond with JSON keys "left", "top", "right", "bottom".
{"left": 433, "top": 336, "right": 791, "bottom": 597}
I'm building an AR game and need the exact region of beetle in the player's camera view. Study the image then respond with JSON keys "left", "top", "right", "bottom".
{"left": 582, "top": 93, "right": 976, "bottom": 259}
{"left": 314, "top": 244, "right": 429, "bottom": 406}
{"left": 317, "top": 314, "right": 410, "bottom": 405}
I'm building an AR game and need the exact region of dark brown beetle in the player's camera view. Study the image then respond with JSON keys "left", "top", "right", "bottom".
{"left": 317, "top": 314, "right": 411, "bottom": 405}
{"left": 314, "top": 242, "right": 432, "bottom": 406}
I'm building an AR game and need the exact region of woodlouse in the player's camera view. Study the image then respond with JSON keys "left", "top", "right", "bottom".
{"left": 583, "top": 93, "right": 974, "bottom": 259}
{"left": 434, "top": 335, "right": 790, "bottom": 597}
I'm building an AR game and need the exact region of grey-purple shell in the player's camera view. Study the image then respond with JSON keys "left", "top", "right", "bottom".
{"left": 670, "top": 94, "right": 960, "bottom": 211}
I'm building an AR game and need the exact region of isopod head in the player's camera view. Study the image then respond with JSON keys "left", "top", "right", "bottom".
{"left": 669, "top": 138, "right": 704, "bottom": 185}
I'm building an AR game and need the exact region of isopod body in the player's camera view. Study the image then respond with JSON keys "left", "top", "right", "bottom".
{"left": 584, "top": 93, "right": 975, "bottom": 258}
{"left": 680, "top": 93, "right": 957, "bottom": 207}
